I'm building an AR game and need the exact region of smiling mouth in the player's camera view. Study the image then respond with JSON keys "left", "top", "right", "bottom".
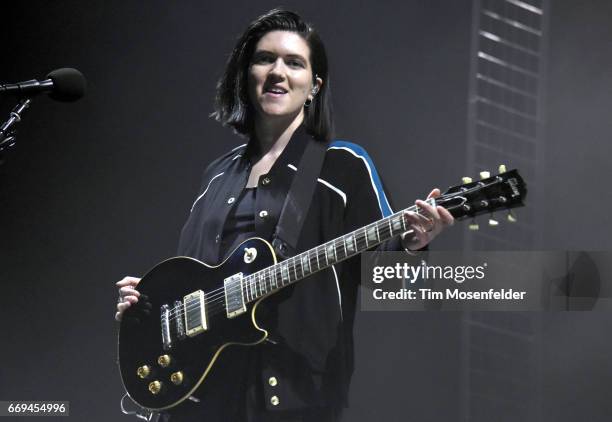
{"left": 264, "top": 87, "right": 288, "bottom": 95}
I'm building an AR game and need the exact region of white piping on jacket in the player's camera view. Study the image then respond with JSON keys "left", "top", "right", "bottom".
{"left": 190, "top": 172, "right": 225, "bottom": 212}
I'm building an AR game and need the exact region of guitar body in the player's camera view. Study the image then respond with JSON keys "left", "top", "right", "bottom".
{"left": 117, "top": 237, "right": 277, "bottom": 411}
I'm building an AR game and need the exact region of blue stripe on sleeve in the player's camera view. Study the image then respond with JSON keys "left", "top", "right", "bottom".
{"left": 328, "top": 140, "right": 393, "bottom": 217}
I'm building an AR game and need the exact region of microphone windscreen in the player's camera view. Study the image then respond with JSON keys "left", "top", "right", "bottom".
{"left": 46, "top": 68, "right": 86, "bottom": 102}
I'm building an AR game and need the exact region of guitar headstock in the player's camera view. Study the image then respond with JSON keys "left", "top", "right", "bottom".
{"left": 436, "top": 166, "right": 527, "bottom": 225}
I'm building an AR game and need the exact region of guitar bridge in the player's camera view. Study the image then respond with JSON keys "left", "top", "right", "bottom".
{"left": 224, "top": 273, "right": 246, "bottom": 319}
{"left": 160, "top": 304, "right": 172, "bottom": 351}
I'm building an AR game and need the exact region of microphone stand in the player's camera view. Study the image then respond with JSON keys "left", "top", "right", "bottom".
{"left": 0, "top": 98, "right": 32, "bottom": 163}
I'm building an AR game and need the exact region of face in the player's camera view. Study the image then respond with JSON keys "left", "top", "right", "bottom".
{"left": 247, "top": 30, "right": 322, "bottom": 122}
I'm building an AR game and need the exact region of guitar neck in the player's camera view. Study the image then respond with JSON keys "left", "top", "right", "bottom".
{"left": 241, "top": 204, "right": 420, "bottom": 304}
{"left": 240, "top": 168, "right": 527, "bottom": 304}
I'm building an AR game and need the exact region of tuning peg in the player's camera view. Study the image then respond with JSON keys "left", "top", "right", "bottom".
{"left": 462, "top": 176, "right": 473, "bottom": 184}
{"left": 488, "top": 217, "right": 499, "bottom": 226}
{"left": 507, "top": 211, "right": 517, "bottom": 223}
{"left": 479, "top": 171, "right": 490, "bottom": 179}
{"left": 498, "top": 164, "right": 507, "bottom": 173}
{"left": 469, "top": 219, "right": 479, "bottom": 231}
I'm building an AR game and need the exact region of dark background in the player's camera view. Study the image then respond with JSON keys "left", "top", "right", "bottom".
{"left": 0, "top": 1, "right": 610, "bottom": 420}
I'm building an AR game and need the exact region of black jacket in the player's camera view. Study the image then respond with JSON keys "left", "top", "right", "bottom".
{"left": 174, "top": 127, "right": 407, "bottom": 420}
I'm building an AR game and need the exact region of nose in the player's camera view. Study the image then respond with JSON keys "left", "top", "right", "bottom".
{"left": 268, "top": 58, "right": 287, "bottom": 79}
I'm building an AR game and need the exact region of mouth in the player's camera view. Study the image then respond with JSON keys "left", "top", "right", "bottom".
{"left": 263, "top": 86, "right": 288, "bottom": 96}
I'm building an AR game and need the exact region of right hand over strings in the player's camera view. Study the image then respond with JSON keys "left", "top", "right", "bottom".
{"left": 115, "top": 276, "right": 141, "bottom": 321}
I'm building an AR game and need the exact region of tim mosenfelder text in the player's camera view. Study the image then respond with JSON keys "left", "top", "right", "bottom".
{"left": 370, "top": 262, "right": 527, "bottom": 301}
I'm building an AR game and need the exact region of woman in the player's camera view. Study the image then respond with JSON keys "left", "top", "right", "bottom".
{"left": 116, "top": 9, "right": 453, "bottom": 421}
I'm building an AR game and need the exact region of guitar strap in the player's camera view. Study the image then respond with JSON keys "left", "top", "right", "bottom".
{"left": 272, "top": 137, "right": 329, "bottom": 259}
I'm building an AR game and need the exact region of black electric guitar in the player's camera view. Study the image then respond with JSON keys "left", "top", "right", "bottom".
{"left": 117, "top": 168, "right": 526, "bottom": 411}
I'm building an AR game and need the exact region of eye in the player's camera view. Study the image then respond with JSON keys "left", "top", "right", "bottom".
{"left": 252, "top": 53, "right": 275, "bottom": 64}
{"left": 286, "top": 59, "right": 305, "bottom": 68}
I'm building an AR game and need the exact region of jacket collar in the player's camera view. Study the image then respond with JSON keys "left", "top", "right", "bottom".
{"left": 242, "top": 125, "right": 312, "bottom": 174}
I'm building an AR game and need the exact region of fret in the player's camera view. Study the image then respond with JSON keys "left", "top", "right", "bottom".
{"left": 250, "top": 276, "right": 256, "bottom": 300}
{"left": 315, "top": 248, "right": 320, "bottom": 270}
{"left": 379, "top": 220, "right": 388, "bottom": 240}
{"left": 301, "top": 253, "right": 310, "bottom": 275}
{"left": 391, "top": 214, "right": 404, "bottom": 234}
{"left": 254, "top": 274, "right": 260, "bottom": 297}
{"left": 335, "top": 238, "right": 346, "bottom": 260}
{"left": 345, "top": 234, "right": 355, "bottom": 255}
{"left": 280, "top": 262, "right": 289, "bottom": 285}
{"left": 263, "top": 271, "right": 271, "bottom": 292}
{"left": 322, "top": 245, "right": 328, "bottom": 266}
{"left": 295, "top": 257, "right": 301, "bottom": 281}
{"left": 263, "top": 269, "right": 270, "bottom": 291}
{"left": 267, "top": 266, "right": 278, "bottom": 289}
{"left": 366, "top": 224, "right": 378, "bottom": 245}
{"left": 290, "top": 258, "right": 297, "bottom": 282}
{"left": 245, "top": 278, "right": 250, "bottom": 302}
{"left": 387, "top": 217, "right": 393, "bottom": 237}
{"left": 296, "top": 257, "right": 302, "bottom": 279}
{"left": 258, "top": 272, "right": 265, "bottom": 294}
{"left": 272, "top": 267, "right": 278, "bottom": 289}
{"left": 357, "top": 227, "right": 368, "bottom": 250}
{"left": 326, "top": 242, "right": 335, "bottom": 265}
{"left": 401, "top": 212, "right": 407, "bottom": 232}
{"left": 264, "top": 272, "right": 270, "bottom": 293}
{"left": 375, "top": 223, "right": 380, "bottom": 242}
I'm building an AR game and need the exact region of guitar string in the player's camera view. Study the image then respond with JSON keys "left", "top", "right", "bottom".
{"left": 161, "top": 183, "right": 510, "bottom": 324}
{"left": 163, "top": 217, "right": 403, "bottom": 322}
{"left": 162, "top": 197, "right": 474, "bottom": 322}
{"left": 163, "top": 192, "right": 486, "bottom": 323}
{"left": 163, "top": 201, "right": 430, "bottom": 313}
{"left": 163, "top": 198, "right": 467, "bottom": 322}
{"left": 161, "top": 202, "right": 427, "bottom": 320}
{"left": 157, "top": 183, "right": 500, "bottom": 323}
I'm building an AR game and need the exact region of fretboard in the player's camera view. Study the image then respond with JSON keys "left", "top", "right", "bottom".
{"left": 241, "top": 205, "right": 420, "bottom": 303}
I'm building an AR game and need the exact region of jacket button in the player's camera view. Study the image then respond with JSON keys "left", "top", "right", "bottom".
{"left": 227, "top": 197, "right": 235, "bottom": 204}
{"left": 215, "top": 235, "right": 221, "bottom": 243}
{"left": 261, "top": 177, "right": 271, "bottom": 186}
{"left": 268, "top": 376, "right": 278, "bottom": 387}
{"left": 270, "top": 396, "right": 279, "bottom": 406}
{"left": 259, "top": 210, "right": 268, "bottom": 219}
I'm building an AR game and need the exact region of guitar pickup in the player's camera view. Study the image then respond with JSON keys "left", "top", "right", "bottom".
{"left": 184, "top": 290, "right": 207, "bottom": 337}
{"left": 224, "top": 273, "right": 246, "bottom": 319}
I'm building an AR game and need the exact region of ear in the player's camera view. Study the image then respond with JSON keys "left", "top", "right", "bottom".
{"left": 309, "top": 76, "right": 323, "bottom": 99}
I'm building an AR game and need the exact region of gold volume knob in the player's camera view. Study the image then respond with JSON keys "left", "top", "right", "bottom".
{"left": 270, "top": 395, "right": 280, "bottom": 406}
{"left": 170, "top": 371, "right": 184, "bottom": 385}
{"left": 268, "top": 376, "right": 278, "bottom": 387}
{"left": 148, "top": 380, "right": 162, "bottom": 395}
{"left": 137, "top": 365, "right": 151, "bottom": 379}
{"left": 158, "top": 355, "right": 172, "bottom": 367}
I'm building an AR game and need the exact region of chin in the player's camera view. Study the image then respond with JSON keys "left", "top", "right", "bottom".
{"left": 259, "top": 107, "right": 300, "bottom": 119}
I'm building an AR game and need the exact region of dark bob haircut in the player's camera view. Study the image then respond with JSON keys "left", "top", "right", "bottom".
{"left": 212, "top": 8, "right": 333, "bottom": 142}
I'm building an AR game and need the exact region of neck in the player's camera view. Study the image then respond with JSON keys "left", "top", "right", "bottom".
{"left": 252, "top": 111, "right": 304, "bottom": 159}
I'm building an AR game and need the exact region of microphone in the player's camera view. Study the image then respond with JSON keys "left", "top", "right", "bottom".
{"left": 0, "top": 68, "right": 86, "bottom": 102}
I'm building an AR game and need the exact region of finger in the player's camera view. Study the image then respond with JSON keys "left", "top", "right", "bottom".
{"left": 438, "top": 206, "right": 455, "bottom": 225}
{"left": 115, "top": 311, "right": 122, "bottom": 322}
{"left": 409, "top": 224, "right": 429, "bottom": 247}
{"left": 426, "top": 188, "right": 441, "bottom": 199}
{"left": 123, "top": 295, "right": 139, "bottom": 305}
{"left": 117, "top": 301, "right": 131, "bottom": 313}
{"left": 416, "top": 199, "right": 440, "bottom": 221}
{"left": 404, "top": 210, "right": 432, "bottom": 227}
{"left": 116, "top": 277, "right": 141, "bottom": 287}
{"left": 119, "top": 286, "right": 140, "bottom": 297}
